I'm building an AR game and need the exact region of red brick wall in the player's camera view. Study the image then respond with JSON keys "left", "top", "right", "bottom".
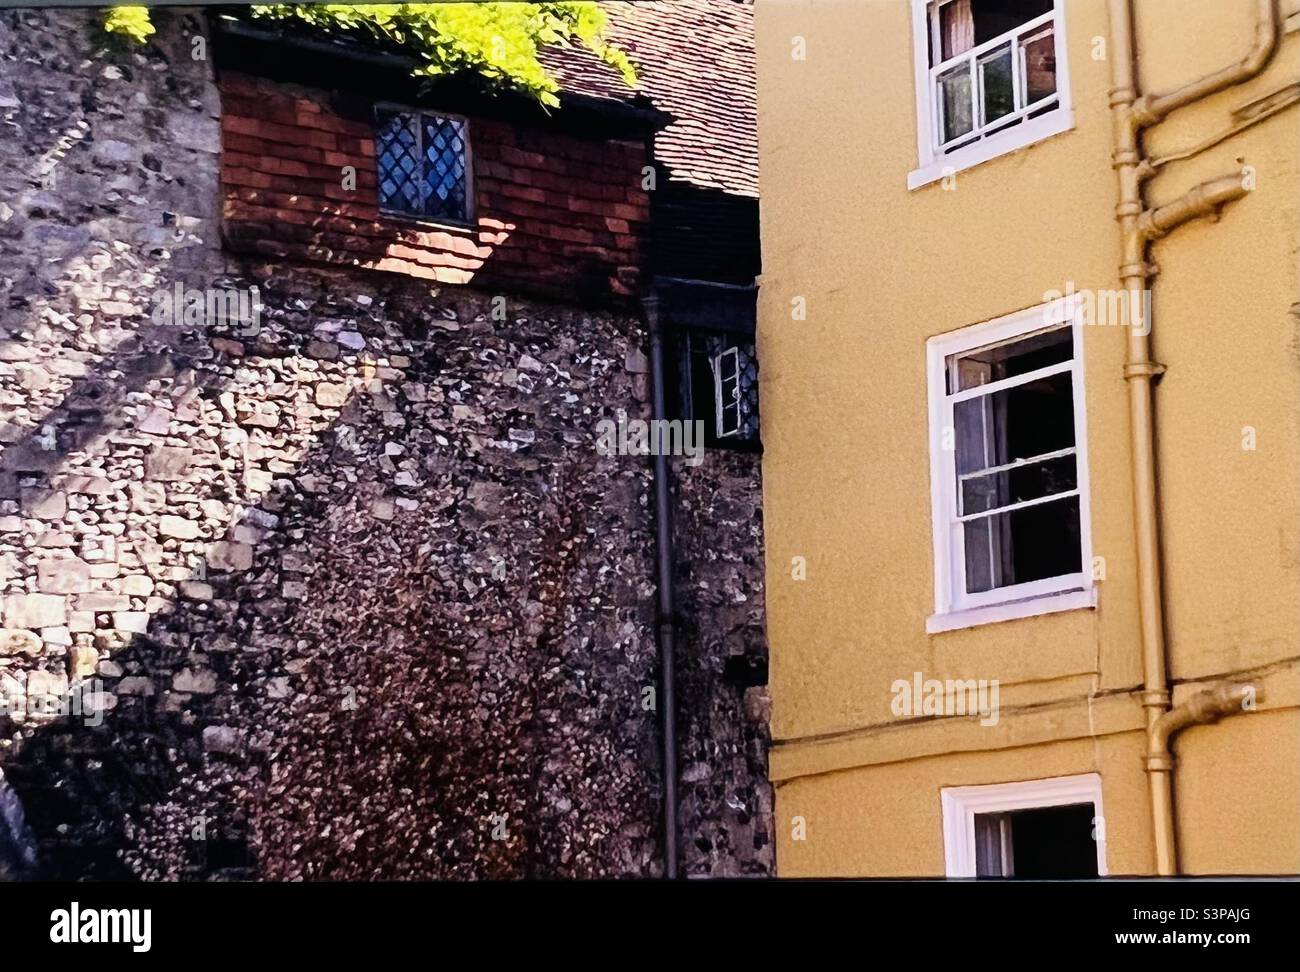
{"left": 217, "top": 72, "right": 650, "bottom": 301}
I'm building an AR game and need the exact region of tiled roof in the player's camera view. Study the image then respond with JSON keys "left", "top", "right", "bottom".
{"left": 543, "top": 0, "right": 760, "bottom": 284}
{"left": 215, "top": 3, "right": 761, "bottom": 287}
{"left": 545, "top": 0, "right": 758, "bottom": 199}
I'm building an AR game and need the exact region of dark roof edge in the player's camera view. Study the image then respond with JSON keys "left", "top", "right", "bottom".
{"left": 210, "top": 14, "right": 671, "bottom": 140}
{"left": 651, "top": 275, "right": 757, "bottom": 334}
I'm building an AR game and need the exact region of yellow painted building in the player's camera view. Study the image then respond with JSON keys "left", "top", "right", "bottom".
{"left": 755, "top": 0, "right": 1299, "bottom": 876}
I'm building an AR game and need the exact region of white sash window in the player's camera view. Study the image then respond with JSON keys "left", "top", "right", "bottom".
{"left": 909, "top": 0, "right": 1074, "bottom": 189}
{"left": 926, "top": 295, "right": 1094, "bottom": 631}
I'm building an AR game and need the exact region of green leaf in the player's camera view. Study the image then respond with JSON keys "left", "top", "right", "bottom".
{"left": 101, "top": 4, "right": 636, "bottom": 100}
{"left": 157, "top": 3, "right": 640, "bottom": 103}
{"left": 102, "top": 6, "right": 156, "bottom": 44}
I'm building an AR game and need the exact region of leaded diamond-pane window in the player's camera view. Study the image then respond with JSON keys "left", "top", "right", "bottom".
{"left": 376, "top": 108, "right": 471, "bottom": 223}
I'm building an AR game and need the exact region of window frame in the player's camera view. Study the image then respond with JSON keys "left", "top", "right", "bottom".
{"left": 672, "top": 325, "right": 762, "bottom": 453}
{"left": 714, "top": 345, "right": 744, "bottom": 440}
{"left": 940, "top": 773, "right": 1108, "bottom": 877}
{"left": 908, "top": 0, "right": 1074, "bottom": 190}
{"left": 925, "top": 293, "right": 1094, "bottom": 633}
{"left": 374, "top": 102, "right": 476, "bottom": 228}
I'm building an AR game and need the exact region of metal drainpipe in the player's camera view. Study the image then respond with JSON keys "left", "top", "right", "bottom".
{"left": 1107, "top": 0, "right": 1277, "bottom": 875}
{"left": 0, "top": 768, "right": 38, "bottom": 880}
{"left": 642, "top": 293, "right": 680, "bottom": 879}
{"left": 1133, "top": 0, "right": 1280, "bottom": 126}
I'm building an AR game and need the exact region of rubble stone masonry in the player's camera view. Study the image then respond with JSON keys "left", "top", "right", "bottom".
{"left": 0, "top": 9, "right": 770, "bottom": 878}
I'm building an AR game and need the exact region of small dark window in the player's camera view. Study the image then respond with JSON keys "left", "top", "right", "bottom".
{"left": 673, "top": 329, "right": 760, "bottom": 450}
{"left": 375, "top": 108, "right": 471, "bottom": 224}
{"left": 974, "top": 802, "right": 1098, "bottom": 878}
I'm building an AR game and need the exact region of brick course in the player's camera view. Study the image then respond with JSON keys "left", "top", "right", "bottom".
{"left": 218, "top": 73, "right": 650, "bottom": 301}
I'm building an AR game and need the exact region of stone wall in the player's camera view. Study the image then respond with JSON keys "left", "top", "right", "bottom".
{"left": 0, "top": 7, "right": 771, "bottom": 880}
{"left": 7, "top": 262, "right": 667, "bottom": 880}
{"left": 674, "top": 448, "right": 771, "bottom": 876}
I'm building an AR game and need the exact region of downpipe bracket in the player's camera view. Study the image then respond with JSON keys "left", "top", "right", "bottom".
{"left": 1140, "top": 688, "right": 1172, "bottom": 710}
{"left": 1123, "top": 361, "right": 1167, "bottom": 381}
{"left": 1145, "top": 753, "right": 1175, "bottom": 773}
{"left": 1118, "top": 260, "right": 1159, "bottom": 279}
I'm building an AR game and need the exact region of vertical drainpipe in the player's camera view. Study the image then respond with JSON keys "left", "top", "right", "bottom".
{"left": 1107, "top": 0, "right": 1276, "bottom": 875}
{"left": 642, "top": 292, "right": 680, "bottom": 879}
{"left": 1106, "top": 0, "right": 1176, "bottom": 872}
{"left": 0, "top": 768, "right": 38, "bottom": 879}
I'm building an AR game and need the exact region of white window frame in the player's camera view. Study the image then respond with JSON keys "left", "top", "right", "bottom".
{"left": 908, "top": 0, "right": 1074, "bottom": 190}
{"left": 925, "top": 293, "right": 1094, "bottom": 633}
{"left": 713, "top": 346, "right": 743, "bottom": 439}
{"left": 941, "top": 773, "right": 1108, "bottom": 877}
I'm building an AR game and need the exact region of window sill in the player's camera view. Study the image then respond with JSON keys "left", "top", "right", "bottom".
{"left": 907, "top": 109, "right": 1075, "bottom": 191}
{"left": 926, "top": 586, "right": 1095, "bottom": 634}
{"left": 380, "top": 209, "right": 477, "bottom": 234}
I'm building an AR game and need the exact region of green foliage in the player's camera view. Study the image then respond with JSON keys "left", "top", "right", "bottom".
{"left": 102, "top": 6, "right": 156, "bottom": 44}
{"left": 103, "top": 4, "right": 635, "bottom": 106}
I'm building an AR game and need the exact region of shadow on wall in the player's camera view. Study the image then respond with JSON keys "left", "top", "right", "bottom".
{"left": 215, "top": 64, "right": 651, "bottom": 305}
{"left": 0, "top": 8, "right": 662, "bottom": 879}
{"left": 0, "top": 6, "right": 772, "bottom": 881}
{"left": 1, "top": 264, "right": 663, "bottom": 880}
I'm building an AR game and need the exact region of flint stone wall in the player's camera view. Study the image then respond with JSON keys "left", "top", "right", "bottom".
{"left": 0, "top": 7, "right": 771, "bottom": 879}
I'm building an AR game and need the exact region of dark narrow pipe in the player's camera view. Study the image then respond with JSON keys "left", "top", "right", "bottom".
{"left": 643, "top": 293, "right": 679, "bottom": 879}
{"left": 0, "top": 768, "right": 37, "bottom": 880}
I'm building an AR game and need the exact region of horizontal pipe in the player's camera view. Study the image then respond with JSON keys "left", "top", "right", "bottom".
{"left": 1144, "top": 83, "right": 1299, "bottom": 175}
{"left": 1137, "top": 174, "right": 1250, "bottom": 240}
{"left": 1146, "top": 681, "right": 1260, "bottom": 875}
{"left": 1136, "top": 0, "right": 1278, "bottom": 125}
{"left": 1148, "top": 682, "right": 1262, "bottom": 761}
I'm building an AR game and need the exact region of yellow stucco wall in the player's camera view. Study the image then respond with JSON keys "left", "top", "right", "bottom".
{"left": 755, "top": 0, "right": 1299, "bottom": 875}
{"left": 777, "top": 733, "right": 1154, "bottom": 877}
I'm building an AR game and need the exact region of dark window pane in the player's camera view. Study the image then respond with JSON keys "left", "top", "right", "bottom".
{"left": 1022, "top": 26, "right": 1057, "bottom": 103}
{"left": 421, "top": 116, "right": 468, "bottom": 221}
{"left": 979, "top": 42, "right": 1015, "bottom": 124}
{"left": 949, "top": 325, "right": 1071, "bottom": 393}
{"left": 974, "top": 803, "right": 1098, "bottom": 879}
{"left": 376, "top": 111, "right": 421, "bottom": 213}
{"left": 1027, "top": 98, "right": 1061, "bottom": 120}
{"left": 971, "top": 0, "right": 1054, "bottom": 45}
{"left": 1007, "top": 803, "right": 1098, "bottom": 879}
{"left": 961, "top": 453, "right": 1076, "bottom": 515}
{"left": 938, "top": 63, "right": 975, "bottom": 143}
{"left": 963, "top": 494, "right": 1081, "bottom": 593}
{"left": 963, "top": 513, "right": 997, "bottom": 593}
{"left": 953, "top": 368, "right": 1075, "bottom": 476}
